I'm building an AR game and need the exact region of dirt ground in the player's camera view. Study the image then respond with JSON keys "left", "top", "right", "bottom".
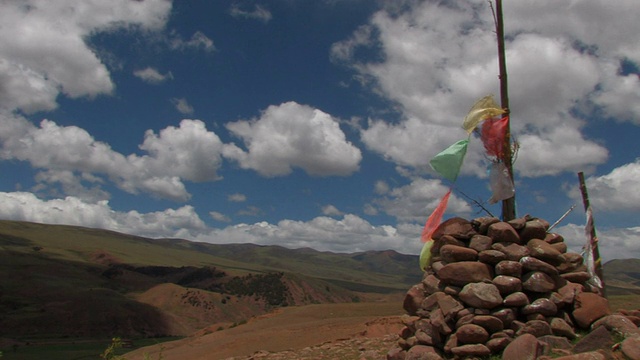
{"left": 123, "top": 301, "right": 405, "bottom": 360}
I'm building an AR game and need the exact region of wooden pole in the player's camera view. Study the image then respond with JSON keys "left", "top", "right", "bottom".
{"left": 495, "top": 0, "right": 516, "bottom": 221}
{"left": 578, "top": 171, "right": 606, "bottom": 296}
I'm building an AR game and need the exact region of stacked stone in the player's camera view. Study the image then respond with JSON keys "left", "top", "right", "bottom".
{"left": 388, "top": 215, "right": 614, "bottom": 359}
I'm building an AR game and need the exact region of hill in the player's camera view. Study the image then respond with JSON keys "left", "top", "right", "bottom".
{"left": 0, "top": 220, "right": 421, "bottom": 340}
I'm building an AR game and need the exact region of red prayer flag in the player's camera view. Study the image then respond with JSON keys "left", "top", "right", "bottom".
{"left": 421, "top": 189, "right": 452, "bottom": 242}
{"left": 481, "top": 116, "right": 509, "bottom": 158}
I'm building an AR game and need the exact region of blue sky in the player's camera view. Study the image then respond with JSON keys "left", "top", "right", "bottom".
{"left": 1, "top": 0, "right": 639, "bottom": 261}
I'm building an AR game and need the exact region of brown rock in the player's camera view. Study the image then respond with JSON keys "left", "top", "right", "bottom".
{"left": 486, "top": 337, "right": 511, "bottom": 353}
{"left": 550, "top": 242, "right": 568, "bottom": 253}
{"left": 439, "top": 244, "right": 478, "bottom": 263}
{"left": 443, "top": 333, "right": 457, "bottom": 353}
{"left": 503, "top": 291, "right": 530, "bottom": 307}
{"left": 520, "top": 256, "right": 559, "bottom": 275}
{"left": 422, "top": 274, "right": 441, "bottom": 294}
{"left": 406, "top": 345, "right": 442, "bottom": 360}
{"left": 519, "top": 219, "right": 548, "bottom": 242}
{"left": 437, "top": 262, "right": 493, "bottom": 287}
{"left": 522, "top": 298, "right": 558, "bottom": 317}
{"left": 508, "top": 216, "right": 527, "bottom": 230}
{"left": 472, "top": 217, "right": 500, "bottom": 235}
{"left": 493, "top": 275, "right": 523, "bottom": 295}
{"left": 502, "top": 333, "right": 541, "bottom": 360}
{"left": 572, "top": 325, "right": 614, "bottom": 354}
{"left": 495, "top": 260, "right": 523, "bottom": 277}
{"left": 538, "top": 334, "right": 572, "bottom": 352}
{"left": 621, "top": 336, "right": 640, "bottom": 360}
{"left": 386, "top": 347, "right": 407, "bottom": 360}
{"left": 430, "top": 308, "right": 453, "bottom": 335}
{"left": 544, "top": 232, "right": 564, "bottom": 244}
{"left": 492, "top": 242, "right": 530, "bottom": 261}
{"left": 431, "top": 235, "right": 465, "bottom": 255}
{"left": 488, "top": 222, "right": 521, "bottom": 243}
{"left": 492, "top": 307, "right": 518, "bottom": 328}
{"left": 553, "top": 352, "right": 606, "bottom": 360}
{"left": 550, "top": 317, "right": 576, "bottom": 339}
{"left": 557, "top": 252, "right": 584, "bottom": 273}
{"left": 556, "top": 282, "right": 584, "bottom": 306}
{"left": 404, "top": 284, "right": 426, "bottom": 316}
{"left": 455, "top": 313, "right": 475, "bottom": 329}
{"left": 421, "top": 292, "right": 447, "bottom": 312}
{"left": 437, "top": 294, "right": 465, "bottom": 319}
{"left": 468, "top": 234, "right": 493, "bottom": 252}
{"left": 450, "top": 344, "right": 491, "bottom": 357}
{"left": 432, "top": 217, "right": 476, "bottom": 241}
{"left": 472, "top": 315, "right": 504, "bottom": 333}
{"left": 459, "top": 282, "right": 503, "bottom": 310}
{"left": 442, "top": 285, "right": 461, "bottom": 296}
{"left": 522, "top": 271, "right": 557, "bottom": 293}
{"left": 592, "top": 314, "right": 640, "bottom": 338}
{"left": 518, "top": 319, "right": 552, "bottom": 337}
{"left": 560, "top": 271, "right": 591, "bottom": 283}
{"left": 527, "top": 239, "right": 564, "bottom": 264}
{"left": 456, "top": 323, "right": 489, "bottom": 344}
{"left": 478, "top": 249, "right": 507, "bottom": 264}
{"left": 572, "top": 292, "right": 610, "bottom": 329}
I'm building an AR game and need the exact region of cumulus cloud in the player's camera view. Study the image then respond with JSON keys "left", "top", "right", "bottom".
{"left": 210, "top": 211, "right": 232, "bottom": 223}
{"left": 321, "top": 205, "right": 344, "bottom": 217}
{"left": 567, "top": 159, "right": 640, "bottom": 212}
{"left": 168, "top": 31, "right": 215, "bottom": 52}
{"left": 332, "top": 0, "right": 633, "bottom": 178}
{"left": 228, "top": 193, "right": 247, "bottom": 202}
{"left": 0, "top": 0, "right": 172, "bottom": 113}
{"left": 0, "top": 112, "right": 225, "bottom": 201}
{"left": 171, "top": 98, "right": 194, "bottom": 114}
{"left": 229, "top": 3, "right": 272, "bottom": 23}
{"left": 134, "top": 67, "right": 174, "bottom": 84}
{"left": 555, "top": 223, "right": 640, "bottom": 262}
{"left": 223, "top": 102, "right": 362, "bottom": 177}
{"left": 372, "top": 178, "right": 471, "bottom": 223}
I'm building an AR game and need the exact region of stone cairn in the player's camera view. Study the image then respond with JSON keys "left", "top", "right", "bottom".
{"left": 388, "top": 215, "right": 640, "bottom": 360}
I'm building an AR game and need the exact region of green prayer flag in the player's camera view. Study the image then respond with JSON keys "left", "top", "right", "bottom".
{"left": 429, "top": 139, "right": 469, "bottom": 182}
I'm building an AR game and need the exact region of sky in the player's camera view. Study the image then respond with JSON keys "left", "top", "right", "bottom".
{"left": 1, "top": 0, "right": 639, "bottom": 262}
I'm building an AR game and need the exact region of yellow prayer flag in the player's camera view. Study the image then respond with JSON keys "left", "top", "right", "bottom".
{"left": 462, "top": 95, "right": 506, "bottom": 134}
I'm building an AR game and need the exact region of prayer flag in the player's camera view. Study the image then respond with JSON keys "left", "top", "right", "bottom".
{"left": 488, "top": 162, "right": 515, "bottom": 204}
{"left": 429, "top": 139, "right": 469, "bottom": 182}
{"left": 421, "top": 189, "right": 452, "bottom": 242}
{"left": 481, "top": 116, "right": 509, "bottom": 158}
{"left": 419, "top": 240, "right": 435, "bottom": 271}
{"left": 462, "top": 95, "right": 506, "bottom": 134}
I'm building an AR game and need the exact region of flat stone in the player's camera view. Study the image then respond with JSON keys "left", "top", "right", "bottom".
{"left": 621, "top": 336, "right": 640, "bottom": 360}
{"left": 422, "top": 274, "right": 441, "bottom": 294}
{"left": 519, "top": 219, "right": 548, "bottom": 242}
{"left": 478, "top": 249, "right": 507, "bottom": 264}
{"left": 508, "top": 216, "right": 527, "bottom": 230}
{"left": 432, "top": 217, "right": 476, "bottom": 241}
{"left": 486, "top": 336, "right": 511, "bottom": 353}
{"left": 592, "top": 314, "right": 640, "bottom": 338}
{"left": 404, "top": 284, "right": 426, "bottom": 316}
{"left": 556, "top": 282, "right": 584, "bottom": 306}
{"left": 503, "top": 291, "right": 530, "bottom": 307}
{"left": 421, "top": 292, "right": 447, "bottom": 312}
{"left": 459, "top": 282, "right": 503, "bottom": 310}
{"left": 492, "top": 242, "right": 530, "bottom": 261}
{"left": 450, "top": 344, "right": 491, "bottom": 357}
{"left": 572, "top": 292, "right": 610, "bottom": 329}
{"left": 553, "top": 352, "right": 606, "bottom": 360}
{"left": 437, "top": 294, "right": 465, "bottom": 319}
{"left": 386, "top": 347, "right": 407, "bottom": 360}
{"left": 495, "top": 260, "right": 523, "bottom": 277}
{"left": 437, "top": 261, "right": 493, "bottom": 287}
{"left": 472, "top": 315, "right": 504, "bottom": 333}
{"left": 502, "top": 333, "right": 541, "bottom": 360}
{"left": 551, "top": 242, "right": 568, "bottom": 253}
{"left": 455, "top": 313, "right": 475, "bottom": 329}
{"left": 517, "top": 319, "right": 552, "bottom": 337}
{"left": 431, "top": 235, "right": 466, "bottom": 255}
{"left": 492, "top": 307, "right": 517, "bottom": 328}
{"left": 493, "top": 275, "right": 522, "bottom": 295}
{"left": 550, "top": 317, "right": 576, "bottom": 339}
{"left": 472, "top": 217, "right": 500, "bottom": 235}
{"left": 522, "top": 298, "right": 558, "bottom": 317}
{"left": 520, "top": 256, "right": 559, "bottom": 275}
{"left": 439, "top": 244, "right": 478, "bottom": 263}
{"left": 538, "top": 335, "right": 572, "bottom": 351}
{"left": 456, "top": 323, "right": 490, "bottom": 344}
{"left": 573, "top": 325, "right": 614, "bottom": 354}
{"left": 488, "top": 221, "right": 521, "bottom": 243}
{"left": 522, "top": 271, "right": 557, "bottom": 293}
{"left": 544, "top": 232, "right": 564, "bottom": 244}
{"left": 469, "top": 234, "right": 493, "bottom": 252}
{"left": 556, "top": 252, "right": 584, "bottom": 273}
{"left": 560, "top": 271, "right": 591, "bottom": 283}
{"left": 430, "top": 308, "right": 453, "bottom": 335}
{"left": 527, "top": 239, "right": 564, "bottom": 264}
{"left": 406, "top": 345, "right": 442, "bottom": 360}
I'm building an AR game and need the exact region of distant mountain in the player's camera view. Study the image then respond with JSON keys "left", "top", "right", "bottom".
{"left": 0, "top": 220, "right": 421, "bottom": 339}
{"left": 603, "top": 258, "right": 640, "bottom": 295}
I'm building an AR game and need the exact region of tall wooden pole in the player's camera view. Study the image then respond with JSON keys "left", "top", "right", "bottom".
{"left": 495, "top": 0, "right": 516, "bottom": 221}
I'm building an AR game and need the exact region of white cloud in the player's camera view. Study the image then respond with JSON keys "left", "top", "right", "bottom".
{"left": 372, "top": 178, "right": 471, "bottom": 223}
{"left": 0, "top": 192, "right": 206, "bottom": 239}
{"left": 0, "top": 0, "right": 172, "bottom": 113}
{"left": 556, "top": 223, "right": 640, "bottom": 263}
{"left": 210, "top": 211, "right": 231, "bottom": 223}
{"left": 33, "top": 169, "right": 110, "bottom": 204}
{"left": 171, "top": 98, "right": 194, "bottom": 114}
{"left": 0, "top": 112, "right": 225, "bottom": 201}
{"left": 134, "top": 67, "right": 173, "bottom": 84}
{"left": 333, "top": 0, "right": 631, "bottom": 178}
{"left": 223, "top": 101, "right": 362, "bottom": 177}
{"left": 169, "top": 31, "right": 215, "bottom": 52}
{"left": 321, "top": 205, "right": 344, "bottom": 217}
{"left": 228, "top": 193, "right": 247, "bottom": 202}
{"left": 567, "top": 159, "right": 640, "bottom": 212}
{"left": 229, "top": 4, "right": 272, "bottom": 23}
